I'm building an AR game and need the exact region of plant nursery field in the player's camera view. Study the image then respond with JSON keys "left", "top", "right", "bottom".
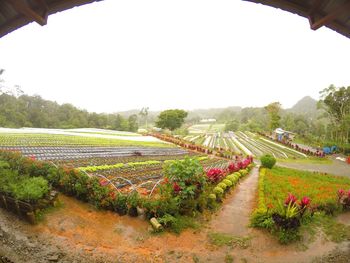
{"left": 0, "top": 128, "right": 238, "bottom": 194}
{"left": 263, "top": 166, "right": 350, "bottom": 208}
{"left": 183, "top": 130, "right": 307, "bottom": 159}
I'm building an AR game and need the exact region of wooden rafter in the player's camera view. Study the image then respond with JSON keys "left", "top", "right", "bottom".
{"left": 310, "top": 1, "right": 350, "bottom": 30}
{"left": 307, "top": 0, "right": 323, "bottom": 25}
{"left": 4, "top": 0, "right": 48, "bottom": 26}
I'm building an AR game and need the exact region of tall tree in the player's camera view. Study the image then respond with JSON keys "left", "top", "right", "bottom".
{"left": 156, "top": 109, "right": 188, "bottom": 131}
{"left": 264, "top": 102, "right": 281, "bottom": 130}
{"left": 319, "top": 85, "right": 350, "bottom": 143}
{"left": 128, "top": 114, "right": 138, "bottom": 132}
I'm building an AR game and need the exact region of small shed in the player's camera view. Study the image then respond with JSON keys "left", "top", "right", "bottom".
{"left": 273, "top": 128, "right": 296, "bottom": 142}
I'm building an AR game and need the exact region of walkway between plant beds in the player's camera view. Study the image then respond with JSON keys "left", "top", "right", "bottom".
{"left": 208, "top": 166, "right": 259, "bottom": 236}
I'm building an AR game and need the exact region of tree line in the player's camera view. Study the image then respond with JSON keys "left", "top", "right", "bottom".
{"left": 0, "top": 92, "right": 139, "bottom": 131}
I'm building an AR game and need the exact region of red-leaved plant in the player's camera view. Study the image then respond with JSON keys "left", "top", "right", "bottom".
{"left": 206, "top": 168, "right": 225, "bottom": 183}
{"left": 299, "top": 196, "right": 311, "bottom": 208}
{"left": 228, "top": 163, "right": 236, "bottom": 173}
{"left": 173, "top": 182, "right": 182, "bottom": 194}
{"left": 284, "top": 193, "right": 298, "bottom": 206}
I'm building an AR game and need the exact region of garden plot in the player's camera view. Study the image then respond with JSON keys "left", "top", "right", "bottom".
{"left": 0, "top": 132, "right": 170, "bottom": 148}
{"left": 55, "top": 153, "right": 201, "bottom": 168}
{"left": 187, "top": 124, "right": 225, "bottom": 134}
{"left": 0, "top": 146, "right": 188, "bottom": 161}
{"left": 189, "top": 130, "right": 308, "bottom": 159}
{"left": 66, "top": 128, "right": 141, "bottom": 136}
{"left": 83, "top": 157, "right": 232, "bottom": 191}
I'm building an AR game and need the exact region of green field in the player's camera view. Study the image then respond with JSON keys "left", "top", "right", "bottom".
{"left": 0, "top": 133, "right": 171, "bottom": 148}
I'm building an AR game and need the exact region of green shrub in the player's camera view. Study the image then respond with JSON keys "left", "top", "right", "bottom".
{"left": 275, "top": 228, "right": 301, "bottom": 244}
{"left": 233, "top": 172, "right": 241, "bottom": 178}
{"left": 12, "top": 177, "right": 49, "bottom": 202}
{"left": 208, "top": 193, "right": 216, "bottom": 200}
{"left": 239, "top": 169, "right": 248, "bottom": 176}
{"left": 213, "top": 186, "right": 224, "bottom": 196}
{"left": 250, "top": 209, "right": 273, "bottom": 228}
{"left": 260, "top": 154, "right": 276, "bottom": 169}
{"left": 217, "top": 182, "right": 227, "bottom": 190}
{"left": 222, "top": 179, "right": 233, "bottom": 188}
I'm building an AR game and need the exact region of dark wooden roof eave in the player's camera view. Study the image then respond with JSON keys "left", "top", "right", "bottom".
{"left": 0, "top": 0, "right": 349, "bottom": 39}
{"left": 243, "top": 0, "right": 350, "bottom": 39}
{"left": 0, "top": 0, "right": 101, "bottom": 38}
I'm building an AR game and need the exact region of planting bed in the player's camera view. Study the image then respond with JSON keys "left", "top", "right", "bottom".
{"left": 263, "top": 166, "right": 350, "bottom": 208}
{"left": 181, "top": 130, "right": 311, "bottom": 159}
{"left": 0, "top": 132, "right": 169, "bottom": 148}
{"left": 0, "top": 146, "right": 188, "bottom": 161}
{"left": 251, "top": 166, "right": 350, "bottom": 244}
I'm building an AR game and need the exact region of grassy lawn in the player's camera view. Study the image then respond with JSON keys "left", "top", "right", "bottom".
{"left": 264, "top": 166, "right": 350, "bottom": 208}
{"left": 277, "top": 157, "right": 332, "bottom": 165}
{"left": 252, "top": 166, "right": 350, "bottom": 245}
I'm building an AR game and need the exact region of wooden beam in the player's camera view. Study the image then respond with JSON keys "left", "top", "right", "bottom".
{"left": 308, "top": 0, "right": 323, "bottom": 25}
{"left": 4, "top": 0, "right": 47, "bottom": 26}
{"left": 33, "top": 0, "right": 49, "bottom": 22}
{"left": 310, "top": 1, "right": 350, "bottom": 30}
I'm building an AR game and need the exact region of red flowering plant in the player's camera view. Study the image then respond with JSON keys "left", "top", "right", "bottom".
{"left": 227, "top": 163, "right": 236, "bottom": 173}
{"left": 284, "top": 193, "right": 298, "bottom": 206}
{"left": 206, "top": 168, "right": 225, "bottom": 183}
{"left": 272, "top": 193, "right": 311, "bottom": 230}
{"left": 299, "top": 196, "right": 311, "bottom": 216}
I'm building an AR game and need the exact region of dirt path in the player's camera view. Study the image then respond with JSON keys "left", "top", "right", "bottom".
{"left": 0, "top": 168, "right": 349, "bottom": 262}
{"left": 209, "top": 167, "right": 259, "bottom": 236}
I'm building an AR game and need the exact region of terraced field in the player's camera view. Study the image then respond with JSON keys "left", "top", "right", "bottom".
{"left": 0, "top": 128, "right": 235, "bottom": 193}
{"left": 183, "top": 130, "right": 307, "bottom": 159}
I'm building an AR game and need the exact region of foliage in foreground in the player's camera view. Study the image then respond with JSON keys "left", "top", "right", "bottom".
{"left": 251, "top": 167, "right": 350, "bottom": 244}
{"left": 0, "top": 150, "right": 254, "bottom": 233}
{"left": 0, "top": 160, "right": 50, "bottom": 203}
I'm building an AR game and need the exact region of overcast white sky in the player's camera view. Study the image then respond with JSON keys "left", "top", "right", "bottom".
{"left": 0, "top": 0, "right": 349, "bottom": 113}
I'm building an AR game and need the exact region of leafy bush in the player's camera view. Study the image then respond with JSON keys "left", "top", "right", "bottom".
{"left": 217, "top": 182, "right": 227, "bottom": 190}
{"left": 222, "top": 179, "right": 233, "bottom": 188}
{"left": 164, "top": 157, "right": 206, "bottom": 196}
{"left": 0, "top": 160, "right": 50, "bottom": 203}
{"left": 225, "top": 175, "right": 237, "bottom": 185}
{"left": 213, "top": 186, "right": 224, "bottom": 196}
{"left": 12, "top": 177, "right": 49, "bottom": 202}
{"left": 260, "top": 154, "right": 276, "bottom": 169}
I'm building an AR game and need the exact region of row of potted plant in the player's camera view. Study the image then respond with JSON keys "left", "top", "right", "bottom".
{"left": 78, "top": 156, "right": 209, "bottom": 172}
{"left": 151, "top": 133, "right": 238, "bottom": 159}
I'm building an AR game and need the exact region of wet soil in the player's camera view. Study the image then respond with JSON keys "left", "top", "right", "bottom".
{"left": 0, "top": 167, "right": 349, "bottom": 262}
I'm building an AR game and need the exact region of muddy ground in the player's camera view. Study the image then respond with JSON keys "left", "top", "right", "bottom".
{"left": 0, "top": 168, "right": 349, "bottom": 263}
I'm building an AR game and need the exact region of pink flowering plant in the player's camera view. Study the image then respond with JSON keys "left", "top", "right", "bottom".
{"left": 272, "top": 193, "right": 312, "bottom": 230}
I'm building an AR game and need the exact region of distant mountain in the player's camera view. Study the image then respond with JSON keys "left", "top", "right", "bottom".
{"left": 288, "top": 96, "right": 318, "bottom": 116}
